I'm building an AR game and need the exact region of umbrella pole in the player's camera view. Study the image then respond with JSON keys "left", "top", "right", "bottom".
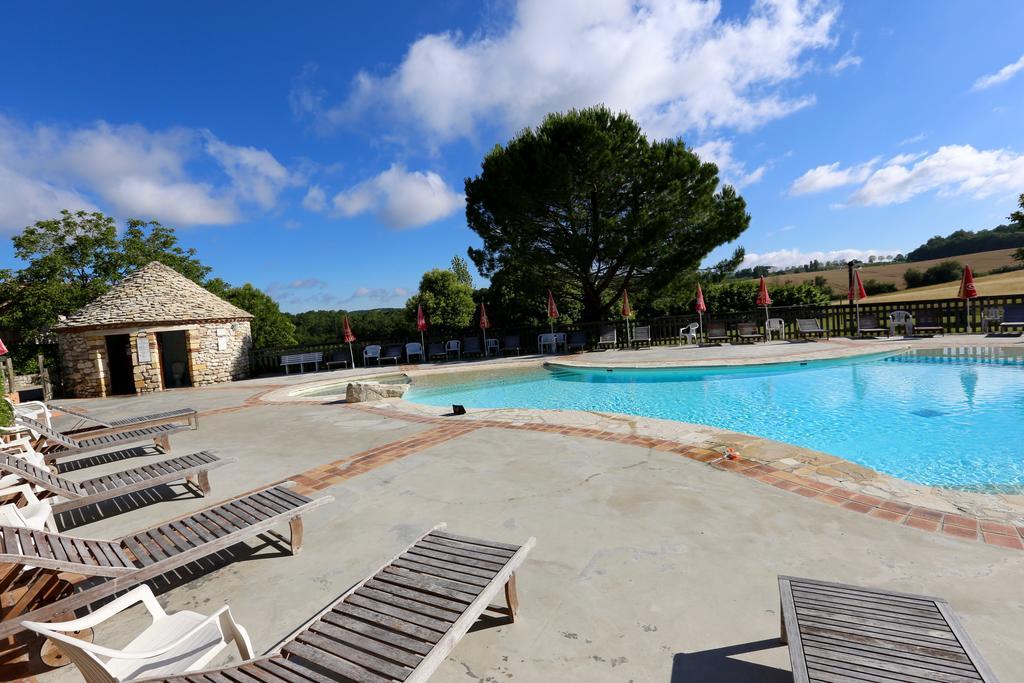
{"left": 698, "top": 311, "right": 703, "bottom": 344}
{"left": 966, "top": 298, "right": 971, "bottom": 334}
{"left": 764, "top": 306, "right": 770, "bottom": 342}
{"left": 420, "top": 331, "right": 425, "bottom": 358}
{"left": 348, "top": 342, "right": 354, "bottom": 369}
{"left": 483, "top": 328, "right": 487, "bottom": 357}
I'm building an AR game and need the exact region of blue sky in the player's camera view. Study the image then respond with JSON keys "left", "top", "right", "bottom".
{"left": 1, "top": 1, "right": 1022, "bottom": 312}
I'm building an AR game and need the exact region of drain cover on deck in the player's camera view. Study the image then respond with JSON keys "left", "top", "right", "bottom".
{"left": 911, "top": 408, "right": 945, "bottom": 418}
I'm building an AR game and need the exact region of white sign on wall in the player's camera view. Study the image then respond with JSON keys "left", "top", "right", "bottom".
{"left": 136, "top": 334, "right": 152, "bottom": 363}
{"left": 217, "top": 327, "right": 229, "bottom": 351}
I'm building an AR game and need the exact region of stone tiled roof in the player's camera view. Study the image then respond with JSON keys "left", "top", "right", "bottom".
{"left": 56, "top": 261, "right": 252, "bottom": 331}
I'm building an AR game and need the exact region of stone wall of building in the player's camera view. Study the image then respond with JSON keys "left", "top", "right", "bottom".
{"left": 131, "top": 331, "right": 163, "bottom": 393}
{"left": 56, "top": 332, "right": 110, "bottom": 398}
{"left": 187, "top": 321, "right": 252, "bottom": 386}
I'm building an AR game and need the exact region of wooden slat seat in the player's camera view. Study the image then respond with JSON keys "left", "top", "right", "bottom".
{"left": 779, "top": 576, "right": 1000, "bottom": 682}
{"left": 51, "top": 405, "right": 199, "bottom": 436}
{"left": 156, "top": 525, "right": 535, "bottom": 683}
{"left": 15, "top": 415, "right": 187, "bottom": 463}
{"left": 1, "top": 485, "right": 333, "bottom": 640}
{"left": 0, "top": 450, "right": 234, "bottom": 515}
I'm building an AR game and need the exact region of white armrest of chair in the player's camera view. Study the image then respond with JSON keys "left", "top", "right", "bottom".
{"left": 23, "top": 585, "right": 255, "bottom": 662}
{"left": 0, "top": 483, "right": 42, "bottom": 504}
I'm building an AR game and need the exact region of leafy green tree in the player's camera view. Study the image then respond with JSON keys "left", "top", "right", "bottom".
{"left": 1010, "top": 193, "right": 1023, "bottom": 225}
{"left": 222, "top": 284, "right": 297, "bottom": 348}
{"left": 903, "top": 260, "right": 961, "bottom": 288}
{"left": 465, "top": 106, "right": 750, "bottom": 322}
{"left": 450, "top": 255, "right": 473, "bottom": 288}
{"left": 699, "top": 281, "right": 831, "bottom": 314}
{"left": 405, "top": 269, "right": 475, "bottom": 332}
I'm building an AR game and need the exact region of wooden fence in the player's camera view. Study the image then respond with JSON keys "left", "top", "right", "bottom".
{"left": 249, "top": 293, "right": 1024, "bottom": 375}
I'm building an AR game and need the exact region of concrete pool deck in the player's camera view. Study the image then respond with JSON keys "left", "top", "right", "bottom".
{"left": 13, "top": 336, "right": 1023, "bottom": 682}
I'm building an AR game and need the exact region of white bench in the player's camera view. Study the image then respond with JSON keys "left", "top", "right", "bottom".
{"left": 280, "top": 351, "right": 323, "bottom": 374}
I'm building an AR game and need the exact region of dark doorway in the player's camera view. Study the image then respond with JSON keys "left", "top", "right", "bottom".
{"left": 157, "top": 330, "right": 192, "bottom": 388}
{"left": 104, "top": 334, "right": 136, "bottom": 395}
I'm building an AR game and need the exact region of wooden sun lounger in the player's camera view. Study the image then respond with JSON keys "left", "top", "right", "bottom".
{"left": 155, "top": 525, "right": 535, "bottom": 683}
{"left": 736, "top": 322, "right": 762, "bottom": 343}
{"left": 0, "top": 485, "right": 333, "bottom": 641}
{"left": 0, "top": 450, "right": 233, "bottom": 515}
{"left": 858, "top": 315, "right": 888, "bottom": 337}
{"left": 912, "top": 312, "right": 945, "bottom": 336}
{"left": 779, "top": 576, "right": 999, "bottom": 683}
{"left": 15, "top": 415, "right": 187, "bottom": 464}
{"left": 50, "top": 405, "right": 198, "bottom": 436}
{"left": 795, "top": 318, "right": 828, "bottom": 339}
{"left": 705, "top": 323, "right": 729, "bottom": 344}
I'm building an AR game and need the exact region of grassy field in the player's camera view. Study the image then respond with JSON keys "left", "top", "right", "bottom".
{"left": 760, "top": 248, "right": 1019, "bottom": 292}
{"left": 853, "top": 268, "right": 1024, "bottom": 302}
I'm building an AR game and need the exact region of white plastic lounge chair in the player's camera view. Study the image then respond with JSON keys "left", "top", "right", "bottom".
{"left": 795, "top": 318, "right": 828, "bottom": 339}
{"left": 0, "top": 483, "right": 57, "bottom": 531}
{"left": 22, "top": 584, "right": 254, "bottom": 682}
{"left": 363, "top": 345, "right": 382, "bottom": 367}
{"left": 679, "top": 323, "right": 699, "bottom": 345}
{"left": 406, "top": 342, "right": 424, "bottom": 363}
{"left": 445, "top": 339, "right": 461, "bottom": 360}
{"left": 142, "top": 525, "right": 534, "bottom": 683}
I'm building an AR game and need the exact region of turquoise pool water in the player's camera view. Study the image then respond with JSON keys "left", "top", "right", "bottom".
{"left": 405, "top": 348, "right": 1024, "bottom": 489}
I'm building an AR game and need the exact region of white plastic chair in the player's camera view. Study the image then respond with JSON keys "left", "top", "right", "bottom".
{"left": 0, "top": 483, "right": 57, "bottom": 531}
{"left": 405, "top": 342, "right": 424, "bottom": 363}
{"left": 889, "top": 310, "right": 914, "bottom": 337}
{"left": 11, "top": 399, "right": 53, "bottom": 427}
{"left": 445, "top": 340, "right": 461, "bottom": 360}
{"left": 679, "top": 323, "right": 699, "bottom": 344}
{"left": 981, "top": 307, "right": 1003, "bottom": 334}
{"left": 537, "top": 333, "right": 557, "bottom": 354}
{"left": 362, "top": 345, "right": 381, "bottom": 367}
{"left": 766, "top": 318, "right": 786, "bottom": 341}
{"left": 22, "top": 584, "right": 253, "bottom": 682}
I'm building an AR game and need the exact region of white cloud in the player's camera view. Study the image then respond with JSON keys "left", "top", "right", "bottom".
{"left": 299, "top": 0, "right": 838, "bottom": 143}
{"left": 897, "top": 132, "right": 926, "bottom": 146}
{"left": 742, "top": 247, "right": 896, "bottom": 270}
{"left": 789, "top": 158, "right": 878, "bottom": 195}
{"left": 692, "top": 139, "right": 767, "bottom": 188}
{"left": 971, "top": 54, "right": 1024, "bottom": 91}
{"left": 831, "top": 51, "right": 861, "bottom": 73}
{"left": 0, "top": 115, "right": 292, "bottom": 232}
{"left": 792, "top": 145, "right": 1024, "bottom": 207}
{"left": 302, "top": 185, "right": 327, "bottom": 212}
{"left": 328, "top": 164, "right": 464, "bottom": 229}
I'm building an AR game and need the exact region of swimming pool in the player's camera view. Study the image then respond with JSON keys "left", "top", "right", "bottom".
{"left": 405, "top": 348, "right": 1024, "bottom": 489}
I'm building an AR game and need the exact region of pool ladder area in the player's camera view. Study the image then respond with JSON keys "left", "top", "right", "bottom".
{"left": 887, "top": 347, "right": 1024, "bottom": 365}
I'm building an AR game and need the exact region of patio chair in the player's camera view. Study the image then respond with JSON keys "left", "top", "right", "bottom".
{"left": 462, "top": 336, "right": 484, "bottom": 357}
{"left": 778, "top": 576, "right": 998, "bottom": 683}
{"left": 380, "top": 345, "right": 403, "bottom": 365}
{"left": 501, "top": 335, "right": 521, "bottom": 355}
{"left": 406, "top": 342, "right": 424, "bottom": 363}
{"left": 23, "top": 583, "right": 254, "bottom": 682}
{"left": 597, "top": 324, "right": 617, "bottom": 349}
{"left": 857, "top": 314, "right": 888, "bottom": 337}
{"left": 363, "top": 344, "right": 381, "bottom": 367}
{"left": 913, "top": 310, "right": 945, "bottom": 336}
{"left": 632, "top": 325, "right": 652, "bottom": 347}
{"left": 445, "top": 339, "right": 461, "bottom": 360}
{"left": 679, "top": 323, "right": 699, "bottom": 345}
{"left": 765, "top": 317, "right": 785, "bottom": 341}
{"left": 0, "top": 449, "right": 233, "bottom": 517}
{"left": 567, "top": 330, "right": 588, "bottom": 351}
{"left": 119, "top": 525, "right": 535, "bottom": 683}
{"left": 13, "top": 415, "right": 187, "bottom": 465}
{"left": 981, "top": 306, "right": 1003, "bottom": 333}
{"left": 889, "top": 310, "right": 914, "bottom": 337}
{"left": 0, "top": 483, "right": 56, "bottom": 532}
{"left": 324, "top": 350, "right": 349, "bottom": 370}
{"left": 427, "top": 341, "right": 447, "bottom": 361}
{"left": 537, "top": 333, "right": 557, "bottom": 354}
{"left": 736, "top": 322, "right": 762, "bottom": 343}
{"left": 705, "top": 321, "right": 729, "bottom": 344}
{"left": 795, "top": 318, "right": 828, "bottom": 339}
{"left": 0, "top": 484, "right": 333, "bottom": 642}
{"left": 998, "top": 304, "right": 1024, "bottom": 333}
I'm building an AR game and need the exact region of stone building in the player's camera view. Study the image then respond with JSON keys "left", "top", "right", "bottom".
{"left": 55, "top": 262, "right": 253, "bottom": 397}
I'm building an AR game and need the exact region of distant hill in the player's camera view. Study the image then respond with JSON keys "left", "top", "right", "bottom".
{"left": 906, "top": 222, "right": 1024, "bottom": 261}
{"left": 758, "top": 248, "right": 1019, "bottom": 294}
{"left": 846, "top": 268, "right": 1024, "bottom": 302}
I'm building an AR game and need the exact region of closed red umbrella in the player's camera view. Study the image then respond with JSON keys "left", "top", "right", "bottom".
{"left": 958, "top": 265, "right": 978, "bottom": 332}
{"left": 621, "top": 290, "right": 633, "bottom": 343}
{"left": 756, "top": 276, "right": 772, "bottom": 340}
{"left": 479, "top": 302, "right": 491, "bottom": 356}
{"left": 0, "top": 337, "right": 7, "bottom": 356}
{"left": 342, "top": 316, "right": 356, "bottom": 368}
{"left": 416, "top": 303, "right": 427, "bottom": 349}
{"left": 850, "top": 270, "right": 868, "bottom": 301}
{"left": 547, "top": 290, "right": 559, "bottom": 332}
{"left": 695, "top": 283, "right": 706, "bottom": 340}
